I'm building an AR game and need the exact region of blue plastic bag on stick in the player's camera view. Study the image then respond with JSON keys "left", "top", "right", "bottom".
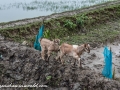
{"left": 102, "top": 46, "right": 112, "bottom": 79}
{"left": 34, "top": 25, "right": 44, "bottom": 51}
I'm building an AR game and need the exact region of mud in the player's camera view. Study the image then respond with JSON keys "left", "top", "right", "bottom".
{"left": 0, "top": 1, "right": 120, "bottom": 90}
{"left": 0, "top": 34, "right": 120, "bottom": 90}
{"left": 82, "top": 40, "right": 120, "bottom": 79}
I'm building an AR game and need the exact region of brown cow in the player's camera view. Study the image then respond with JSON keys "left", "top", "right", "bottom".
{"left": 56, "top": 43, "right": 90, "bottom": 67}
{"left": 39, "top": 38, "right": 60, "bottom": 60}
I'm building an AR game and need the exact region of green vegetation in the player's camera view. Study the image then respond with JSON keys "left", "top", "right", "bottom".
{"left": 44, "top": 29, "right": 51, "bottom": 39}
{"left": 46, "top": 75, "right": 52, "bottom": 80}
{"left": 0, "top": 0, "right": 115, "bottom": 12}
{"left": 0, "top": 3, "right": 120, "bottom": 46}
{"left": 113, "top": 67, "right": 115, "bottom": 79}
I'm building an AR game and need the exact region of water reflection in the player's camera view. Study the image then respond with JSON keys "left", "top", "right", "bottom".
{"left": 0, "top": 0, "right": 116, "bottom": 22}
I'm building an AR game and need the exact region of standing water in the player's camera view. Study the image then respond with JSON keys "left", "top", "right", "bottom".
{"left": 0, "top": 0, "right": 116, "bottom": 23}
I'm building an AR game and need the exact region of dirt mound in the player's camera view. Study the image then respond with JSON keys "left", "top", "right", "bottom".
{"left": 0, "top": 36, "right": 120, "bottom": 90}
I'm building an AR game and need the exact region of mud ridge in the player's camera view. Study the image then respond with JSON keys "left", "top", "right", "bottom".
{"left": 0, "top": 34, "right": 120, "bottom": 90}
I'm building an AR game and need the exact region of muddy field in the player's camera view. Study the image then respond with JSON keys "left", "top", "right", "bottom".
{"left": 0, "top": 34, "right": 120, "bottom": 90}
{"left": 82, "top": 40, "right": 120, "bottom": 78}
{"left": 0, "top": 1, "right": 120, "bottom": 90}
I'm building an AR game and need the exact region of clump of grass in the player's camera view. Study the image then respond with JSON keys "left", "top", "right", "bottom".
{"left": 46, "top": 76, "right": 52, "bottom": 80}
{"left": 112, "top": 67, "right": 115, "bottom": 80}
{"left": 61, "top": 20, "right": 120, "bottom": 45}
{"left": 44, "top": 29, "right": 51, "bottom": 39}
{"left": 63, "top": 19, "right": 76, "bottom": 30}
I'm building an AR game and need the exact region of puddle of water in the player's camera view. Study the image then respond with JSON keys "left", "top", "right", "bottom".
{"left": 0, "top": 0, "right": 116, "bottom": 22}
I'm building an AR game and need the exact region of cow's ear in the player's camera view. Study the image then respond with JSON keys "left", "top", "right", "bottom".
{"left": 57, "top": 39, "right": 60, "bottom": 44}
{"left": 53, "top": 39, "right": 57, "bottom": 43}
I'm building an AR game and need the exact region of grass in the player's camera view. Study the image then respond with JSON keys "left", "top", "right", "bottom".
{"left": 61, "top": 20, "right": 120, "bottom": 45}
{"left": 0, "top": 2, "right": 120, "bottom": 46}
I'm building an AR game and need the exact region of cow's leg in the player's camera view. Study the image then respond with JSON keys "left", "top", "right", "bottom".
{"left": 78, "top": 58, "right": 82, "bottom": 68}
{"left": 41, "top": 47, "right": 46, "bottom": 60}
{"left": 73, "top": 55, "right": 81, "bottom": 67}
{"left": 56, "top": 51, "right": 61, "bottom": 60}
{"left": 59, "top": 53, "right": 64, "bottom": 64}
{"left": 47, "top": 50, "right": 52, "bottom": 61}
{"left": 56, "top": 51, "right": 64, "bottom": 63}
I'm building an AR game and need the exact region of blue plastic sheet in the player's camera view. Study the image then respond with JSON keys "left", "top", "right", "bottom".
{"left": 102, "top": 46, "right": 112, "bottom": 79}
{"left": 34, "top": 25, "right": 44, "bottom": 51}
